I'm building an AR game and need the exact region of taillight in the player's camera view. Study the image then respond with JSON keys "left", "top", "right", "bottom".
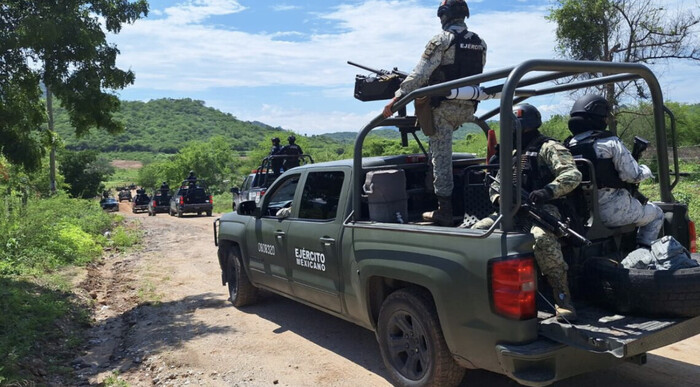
{"left": 152, "top": 201, "right": 157, "bottom": 207}
{"left": 490, "top": 256, "right": 536, "bottom": 320}
{"left": 690, "top": 221, "right": 697, "bottom": 253}
{"left": 209, "top": 195, "right": 213, "bottom": 203}
{"left": 179, "top": 196, "right": 184, "bottom": 205}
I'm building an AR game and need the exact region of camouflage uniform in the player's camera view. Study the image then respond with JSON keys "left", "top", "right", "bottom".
{"left": 395, "top": 21, "right": 486, "bottom": 197}
{"left": 473, "top": 140, "right": 582, "bottom": 287}
{"left": 567, "top": 131, "right": 664, "bottom": 246}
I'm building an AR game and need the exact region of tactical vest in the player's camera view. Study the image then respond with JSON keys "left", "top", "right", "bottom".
{"left": 564, "top": 131, "right": 627, "bottom": 189}
{"left": 514, "top": 134, "right": 555, "bottom": 193}
{"left": 429, "top": 30, "right": 485, "bottom": 85}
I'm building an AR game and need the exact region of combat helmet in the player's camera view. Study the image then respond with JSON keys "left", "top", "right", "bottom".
{"left": 568, "top": 94, "right": 610, "bottom": 134}
{"left": 438, "top": 0, "right": 470, "bottom": 26}
{"left": 570, "top": 94, "right": 610, "bottom": 119}
{"left": 513, "top": 103, "right": 542, "bottom": 132}
{"left": 288, "top": 135, "right": 296, "bottom": 143}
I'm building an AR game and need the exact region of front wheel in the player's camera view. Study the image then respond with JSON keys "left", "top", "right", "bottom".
{"left": 227, "top": 248, "right": 258, "bottom": 307}
{"left": 377, "top": 288, "right": 465, "bottom": 387}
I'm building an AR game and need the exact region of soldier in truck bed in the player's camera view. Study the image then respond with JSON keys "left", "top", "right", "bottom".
{"left": 564, "top": 94, "right": 664, "bottom": 248}
{"left": 383, "top": 0, "right": 486, "bottom": 226}
{"left": 473, "top": 104, "right": 582, "bottom": 322}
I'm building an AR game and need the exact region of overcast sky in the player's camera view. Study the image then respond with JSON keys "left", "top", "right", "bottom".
{"left": 110, "top": 0, "right": 700, "bottom": 135}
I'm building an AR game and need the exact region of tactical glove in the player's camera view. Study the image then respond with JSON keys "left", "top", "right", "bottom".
{"left": 528, "top": 187, "right": 553, "bottom": 204}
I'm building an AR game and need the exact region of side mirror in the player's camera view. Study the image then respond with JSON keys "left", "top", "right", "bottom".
{"left": 237, "top": 200, "right": 258, "bottom": 217}
{"left": 230, "top": 187, "right": 240, "bottom": 195}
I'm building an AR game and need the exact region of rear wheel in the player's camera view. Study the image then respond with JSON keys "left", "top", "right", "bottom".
{"left": 177, "top": 209, "right": 183, "bottom": 218}
{"left": 206, "top": 210, "right": 212, "bottom": 217}
{"left": 377, "top": 288, "right": 465, "bottom": 387}
{"left": 227, "top": 248, "right": 258, "bottom": 307}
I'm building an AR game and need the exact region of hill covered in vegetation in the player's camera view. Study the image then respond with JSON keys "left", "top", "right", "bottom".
{"left": 53, "top": 98, "right": 284, "bottom": 154}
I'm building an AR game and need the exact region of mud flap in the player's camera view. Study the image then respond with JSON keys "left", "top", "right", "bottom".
{"left": 538, "top": 306, "right": 700, "bottom": 358}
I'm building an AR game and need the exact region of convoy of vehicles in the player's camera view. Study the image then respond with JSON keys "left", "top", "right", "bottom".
{"left": 213, "top": 60, "right": 700, "bottom": 387}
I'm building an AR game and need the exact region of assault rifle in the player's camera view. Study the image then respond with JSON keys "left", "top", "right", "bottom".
{"left": 487, "top": 175, "right": 592, "bottom": 247}
{"left": 348, "top": 61, "right": 408, "bottom": 102}
{"left": 630, "top": 136, "right": 651, "bottom": 204}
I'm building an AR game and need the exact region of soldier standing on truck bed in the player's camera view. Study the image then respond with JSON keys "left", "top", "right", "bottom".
{"left": 269, "top": 137, "right": 283, "bottom": 175}
{"left": 280, "top": 135, "right": 303, "bottom": 170}
{"left": 473, "top": 104, "right": 582, "bottom": 321}
{"left": 564, "top": 95, "right": 664, "bottom": 249}
{"left": 382, "top": 0, "right": 486, "bottom": 226}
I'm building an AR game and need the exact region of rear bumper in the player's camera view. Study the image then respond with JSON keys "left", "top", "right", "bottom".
{"left": 496, "top": 338, "right": 624, "bottom": 386}
{"left": 497, "top": 314, "right": 700, "bottom": 386}
{"left": 179, "top": 204, "right": 213, "bottom": 213}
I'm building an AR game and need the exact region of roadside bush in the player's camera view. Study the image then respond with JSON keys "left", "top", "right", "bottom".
{"left": 0, "top": 193, "right": 112, "bottom": 274}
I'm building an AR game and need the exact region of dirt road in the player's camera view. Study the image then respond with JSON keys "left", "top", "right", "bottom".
{"left": 74, "top": 207, "right": 700, "bottom": 386}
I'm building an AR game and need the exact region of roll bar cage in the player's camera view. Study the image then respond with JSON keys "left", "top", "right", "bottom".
{"left": 352, "top": 59, "right": 675, "bottom": 232}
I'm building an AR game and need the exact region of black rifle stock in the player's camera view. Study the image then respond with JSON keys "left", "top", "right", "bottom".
{"left": 487, "top": 175, "right": 592, "bottom": 247}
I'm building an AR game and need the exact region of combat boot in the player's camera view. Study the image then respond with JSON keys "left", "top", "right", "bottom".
{"left": 422, "top": 195, "right": 453, "bottom": 226}
{"left": 549, "top": 275, "right": 577, "bottom": 322}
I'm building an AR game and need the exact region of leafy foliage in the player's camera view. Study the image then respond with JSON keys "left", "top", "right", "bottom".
{"left": 0, "top": 0, "right": 149, "bottom": 172}
{"left": 547, "top": 0, "right": 700, "bottom": 131}
{"left": 59, "top": 150, "right": 115, "bottom": 198}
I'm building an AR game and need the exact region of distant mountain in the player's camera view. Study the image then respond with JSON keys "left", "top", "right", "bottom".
{"left": 321, "top": 128, "right": 401, "bottom": 144}
{"left": 53, "top": 98, "right": 283, "bottom": 153}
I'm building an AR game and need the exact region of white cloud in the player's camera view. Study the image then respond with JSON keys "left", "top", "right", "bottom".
{"left": 271, "top": 4, "right": 302, "bottom": 12}
{"left": 110, "top": 0, "right": 700, "bottom": 134}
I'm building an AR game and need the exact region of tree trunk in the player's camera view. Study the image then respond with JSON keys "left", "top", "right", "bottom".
{"left": 47, "top": 86, "right": 56, "bottom": 194}
{"left": 605, "top": 82, "right": 618, "bottom": 135}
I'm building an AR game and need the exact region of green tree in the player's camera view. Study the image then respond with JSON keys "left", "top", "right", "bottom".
{"left": 547, "top": 0, "right": 700, "bottom": 131}
{"left": 59, "top": 150, "right": 114, "bottom": 199}
{"left": 0, "top": 0, "right": 148, "bottom": 191}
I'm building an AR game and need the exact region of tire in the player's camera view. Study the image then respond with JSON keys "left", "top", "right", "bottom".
{"left": 177, "top": 209, "right": 183, "bottom": 218}
{"left": 206, "top": 210, "right": 212, "bottom": 217}
{"left": 377, "top": 288, "right": 465, "bottom": 387}
{"left": 584, "top": 255, "right": 700, "bottom": 317}
{"left": 227, "top": 248, "right": 258, "bottom": 307}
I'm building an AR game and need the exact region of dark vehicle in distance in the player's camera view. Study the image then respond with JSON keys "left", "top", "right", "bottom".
{"left": 118, "top": 189, "right": 132, "bottom": 202}
{"left": 231, "top": 154, "right": 314, "bottom": 211}
{"left": 170, "top": 180, "right": 213, "bottom": 217}
{"left": 148, "top": 190, "right": 171, "bottom": 216}
{"left": 131, "top": 189, "right": 150, "bottom": 214}
{"left": 99, "top": 197, "right": 119, "bottom": 212}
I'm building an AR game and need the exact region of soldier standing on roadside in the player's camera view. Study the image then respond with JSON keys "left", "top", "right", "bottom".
{"left": 383, "top": 0, "right": 486, "bottom": 226}
{"left": 473, "top": 104, "right": 582, "bottom": 322}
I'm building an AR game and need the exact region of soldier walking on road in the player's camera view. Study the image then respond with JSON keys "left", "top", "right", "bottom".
{"left": 383, "top": 0, "right": 486, "bottom": 226}
{"left": 473, "top": 104, "right": 582, "bottom": 321}
{"left": 564, "top": 95, "right": 664, "bottom": 248}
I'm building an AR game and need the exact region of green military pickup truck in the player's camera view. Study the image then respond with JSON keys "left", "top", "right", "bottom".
{"left": 214, "top": 60, "right": 700, "bottom": 386}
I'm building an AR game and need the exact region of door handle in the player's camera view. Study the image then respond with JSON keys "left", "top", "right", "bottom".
{"left": 274, "top": 231, "right": 286, "bottom": 239}
{"left": 320, "top": 237, "right": 335, "bottom": 245}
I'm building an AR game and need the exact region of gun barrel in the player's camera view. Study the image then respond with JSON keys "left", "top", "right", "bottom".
{"left": 347, "top": 61, "right": 385, "bottom": 75}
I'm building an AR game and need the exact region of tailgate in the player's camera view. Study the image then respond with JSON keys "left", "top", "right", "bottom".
{"left": 539, "top": 305, "right": 700, "bottom": 358}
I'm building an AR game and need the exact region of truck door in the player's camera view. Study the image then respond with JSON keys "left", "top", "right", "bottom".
{"left": 285, "top": 169, "right": 347, "bottom": 313}
{"left": 246, "top": 173, "right": 301, "bottom": 294}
